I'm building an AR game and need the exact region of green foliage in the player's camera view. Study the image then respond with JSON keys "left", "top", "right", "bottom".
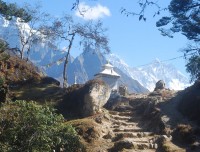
{"left": 0, "top": 76, "right": 5, "bottom": 87}
{"left": 0, "top": 38, "right": 8, "bottom": 53}
{"left": 0, "top": 0, "right": 32, "bottom": 22}
{"left": 0, "top": 100, "right": 85, "bottom": 152}
{"left": 186, "top": 55, "right": 200, "bottom": 81}
{"left": 157, "top": 0, "right": 200, "bottom": 42}
{"left": 0, "top": 75, "right": 7, "bottom": 102}
{"left": 156, "top": 0, "right": 200, "bottom": 81}
{"left": 0, "top": 76, "right": 6, "bottom": 95}
{"left": 0, "top": 39, "right": 10, "bottom": 62}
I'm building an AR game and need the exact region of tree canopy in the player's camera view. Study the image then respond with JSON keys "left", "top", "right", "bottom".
{"left": 0, "top": 0, "right": 32, "bottom": 22}
{"left": 157, "top": 0, "right": 200, "bottom": 42}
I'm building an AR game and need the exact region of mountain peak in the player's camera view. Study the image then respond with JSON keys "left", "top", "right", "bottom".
{"left": 153, "top": 58, "right": 161, "bottom": 64}
{"left": 108, "top": 55, "right": 190, "bottom": 91}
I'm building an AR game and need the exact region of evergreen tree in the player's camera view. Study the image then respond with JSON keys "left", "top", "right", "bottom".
{"left": 0, "top": 0, "right": 31, "bottom": 22}
{"left": 157, "top": 0, "right": 200, "bottom": 81}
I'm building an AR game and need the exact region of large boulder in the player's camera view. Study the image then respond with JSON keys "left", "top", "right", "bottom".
{"left": 82, "top": 80, "right": 111, "bottom": 116}
{"left": 154, "top": 80, "right": 165, "bottom": 91}
{"left": 57, "top": 79, "right": 111, "bottom": 119}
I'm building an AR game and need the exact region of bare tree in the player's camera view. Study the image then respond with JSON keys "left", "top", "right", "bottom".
{"left": 3, "top": 3, "right": 52, "bottom": 60}
{"left": 43, "top": 15, "right": 110, "bottom": 88}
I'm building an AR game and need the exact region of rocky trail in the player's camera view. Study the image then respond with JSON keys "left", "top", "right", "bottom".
{"left": 106, "top": 102, "right": 159, "bottom": 152}
{"left": 67, "top": 81, "right": 200, "bottom": 152}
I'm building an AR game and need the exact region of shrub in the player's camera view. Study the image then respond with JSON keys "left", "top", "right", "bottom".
{"left": 0, "top": 76, "right": 5, "bottom": 87}
{"left": 173, "top": 124, "right": 195, "bottom": 144}
{"left": 0, "top": 76, "right": 7, "bottom": 102}
{"left": 0, "top": 100, "right": 85, "bottom": 152}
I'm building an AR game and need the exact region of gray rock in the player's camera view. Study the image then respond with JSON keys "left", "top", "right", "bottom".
{"left": 82, "top": 80, "right": 111, "bottom": 116}
{"left": 154, "top": 80, "right": 165, "bottom": 90}
{"left": 58, "top": 79, "right": 111, "bottom": 118}
{"left": 161, "top": 135, "right": 172, "bottom": 142}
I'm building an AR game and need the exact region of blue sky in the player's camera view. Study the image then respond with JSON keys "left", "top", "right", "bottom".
{"left": 7, "top": 0, "right": 189, "bottom": 76}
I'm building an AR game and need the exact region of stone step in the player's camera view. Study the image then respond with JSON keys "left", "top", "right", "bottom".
{"left": 129, "top": 138, "right": 158, "bottom": 149}
{"left": 129, "top": 116, "right": 143, "bottom": 122}
{"left": 114, "top": 106, "right": 134, "bottom": 112}
{"left": 132, "top": 142, "right": 158, "bottom": 150}
{"left": 109, "top": 111, "right": 119, "bottom": 115}
{"left": 114, "top": 132, "right": 138, "bottom": 139}
{"left": 112, "top": 120, "right": 138, "bottom": 126}
{"left": 121, "top": 149, "right": 156, "bottom": 152}
{"left": 111, "top": 116, "right": 142, "bottom": 123}
{"left": 109, "top": 111, "right": 134, "bottom": 116}
{"left": 111, "top": 115, "right": 131, "bottom": 121}
{"left": 111, "top": 123, "right": 140, "bottom": 129}
{"left": 111, "top": 124, "right": 137, "bottom": 129}
{"left": 113, "top": 128, "right": 144, "bottom": 133}
{"left": 119, "top": 112, "right": 135, "bottom": 117}
{"left": 114, "top": 132, "right": 155, "bottom": 139}
{"left": 120, "top": 122, "right": 137, "bottom": 127}
{"left": 110, "top": 139, "right": 158, "bottom": 152}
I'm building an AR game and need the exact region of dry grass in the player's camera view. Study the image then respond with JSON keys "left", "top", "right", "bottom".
{"left": 66, "top": 118, "right": 103, "bottom": 151}
{"left": 161, "top": 140, "right": 186, "bottom": 152}
{"left": 11, "top": 83, "right": 64, "bottom": 105}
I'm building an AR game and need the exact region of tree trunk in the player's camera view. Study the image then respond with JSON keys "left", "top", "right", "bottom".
{"left": 63, "top": 33, "right": 75, "bottom": 88}
{"left": 63, "top": 56, "right": 68, "bottom": 88}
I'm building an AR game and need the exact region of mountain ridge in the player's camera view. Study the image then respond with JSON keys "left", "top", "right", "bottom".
{"left": 0, "top": 15, "right": 190, "bottom": 92}
{"left": 107, "top": 54, "right": 190, "bottom": 91}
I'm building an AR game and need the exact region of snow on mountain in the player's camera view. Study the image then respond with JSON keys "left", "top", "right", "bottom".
{"left": 107, "top": 54, "right": 190, "bottom": 91}
{"left": 67, "top": 46, "right": 148, "bottom": 93}
{"left": 0, "top": 15, "right": 190, "bottom": 92}
{"left": 0, "top": 15, "right": 74, "bottom": 79}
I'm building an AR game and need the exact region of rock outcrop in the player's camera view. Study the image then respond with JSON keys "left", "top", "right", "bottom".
{"left": 82, "top": 80, "right": 111, "bottom": 116}
{"left": 154, "top": 80, "right": 165, "bottom": 91}
{"left": 58, "top": 79, "right": 111, "bottom": 119}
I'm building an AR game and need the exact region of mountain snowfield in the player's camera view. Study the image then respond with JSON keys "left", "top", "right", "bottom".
{"left": 0, "top": 15, "right": 190, "bottom": 92}
{"left": 107, "top": 54, "right": 190, "bottom": 91}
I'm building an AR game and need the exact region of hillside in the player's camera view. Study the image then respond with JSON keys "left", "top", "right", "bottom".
{"left": 1, "top": 51, "right": 200, "bottom": 151}
{"left": 67, "top": 82, "right": 200, "bottom": 152}
{"left": 0, "top": 1, "right": 199, "bottom": 152}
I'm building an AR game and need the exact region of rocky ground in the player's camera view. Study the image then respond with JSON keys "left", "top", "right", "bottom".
{"left": 69, "top": 88, "right": 200, "bottom": 152}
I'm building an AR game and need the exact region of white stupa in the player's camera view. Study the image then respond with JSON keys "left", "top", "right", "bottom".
{"left": 95, "top": 62, "right": 120, "bottom": 90}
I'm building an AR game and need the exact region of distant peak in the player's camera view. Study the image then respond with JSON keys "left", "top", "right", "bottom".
{"left": 153, "top": 58, "right": 161, "bottom": 63}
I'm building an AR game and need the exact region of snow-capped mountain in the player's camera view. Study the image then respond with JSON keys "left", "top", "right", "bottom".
{"left": 107, "top": 54, "right": 190, "bottom": 91}
{"left": 66, "top": 46, "right": 149, "bottom": 93}
{"left": 0, "top": 15, "right": 74, "bottom": 79}
{"left": 0, "top": 15, "right": 147, "bottom": 93}
{"left": 0, "top": 15, "right": 190, "bottom": 92}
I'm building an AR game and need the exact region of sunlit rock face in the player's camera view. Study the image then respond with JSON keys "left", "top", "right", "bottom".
{"left": 83, "top": 79, "right": 111, "bottom": 116}
{"left": 58, "top": 79, "right": 111, "bottom": 118}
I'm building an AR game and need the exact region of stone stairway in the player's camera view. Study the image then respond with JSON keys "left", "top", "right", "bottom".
{"left": 107, "top": 106, "right": 158, "bottom": 152}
